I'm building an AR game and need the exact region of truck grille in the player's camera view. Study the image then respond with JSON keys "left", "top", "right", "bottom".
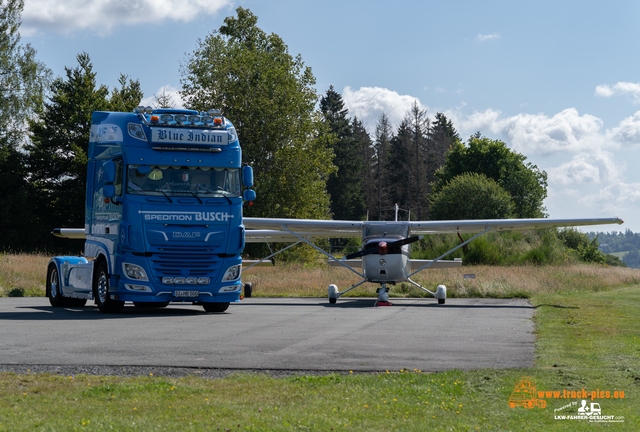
{"left": 149, "top": 252, "right": 221, "bottom": 279}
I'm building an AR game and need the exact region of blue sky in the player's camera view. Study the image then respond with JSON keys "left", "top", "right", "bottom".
{"left": 20, "top": 0, "right": 640, "bottom": 232}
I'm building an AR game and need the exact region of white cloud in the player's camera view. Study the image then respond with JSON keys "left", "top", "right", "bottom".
{"left": 578, "top": 182, "right": 640, "bottom": 215}
{"left": 449, "top": 107, "right": 640, "bottom": 155}
{"left": 342, "top": 86, "right": 427, "bottom": 131}
{"left": 605, "top": 111, "right": 640, "bottom": 146}
{"left": 140, "top": 85, "right": 185, "bottom": 109}
{"left": 476, "top": 33, "right": 500, "bottom": 42}
{"left": 546, "top": 151, "right": 625, "bottom": 185}
{"left": 595, "top": 82, "right": 640, "bottom": 103}
{"left": 21, "top": 0, "right": 231, "bottom": 36}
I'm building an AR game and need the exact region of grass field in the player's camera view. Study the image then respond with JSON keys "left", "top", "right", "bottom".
{"left": 1, "top": 254, "right": 639, "bottom": 430}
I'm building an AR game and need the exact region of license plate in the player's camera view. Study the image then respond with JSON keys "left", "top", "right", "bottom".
{"left": 174, "top": 290, "right": 199, "bottom": 298}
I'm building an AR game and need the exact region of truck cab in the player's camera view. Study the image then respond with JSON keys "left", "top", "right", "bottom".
{"left": 46, "top": 107, "right": 255, "bottom": 313}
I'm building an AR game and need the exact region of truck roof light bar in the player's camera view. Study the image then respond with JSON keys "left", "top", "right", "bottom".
{"left": 174, "top": 114, "right": 187, "bottom": 124}
{"left": 151, "top": 146, "right": 223, "bottom": 153}
{"left": 145, "top": 106, "right": 154, "bottom": 114}
{"left": 187, "top": 115, "right": 200, "bottom": 123}
{"left": 160, "top": 114, "right": 173, "bottom": 123}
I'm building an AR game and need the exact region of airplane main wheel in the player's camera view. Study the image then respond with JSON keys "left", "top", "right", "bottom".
{"left": 47, "top": 263, "right": 68, "bottom": 307}
{"left": 94, "top": 260, "right": 124, "bottom": 313}
{"left": 244, "top": 282, "right": 252, "bottom": 298}
{"left": 438, "top": 298, "right": 445, "bottom": 305}
{"left": 329, "top": 298, "right": 337, "bottom": 304}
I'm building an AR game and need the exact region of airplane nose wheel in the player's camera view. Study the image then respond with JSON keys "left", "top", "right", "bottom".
{"left": 375, "top": 284, "right": 393, "bottom": 306}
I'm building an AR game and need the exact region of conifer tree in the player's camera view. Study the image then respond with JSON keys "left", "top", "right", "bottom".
{"left": 320, "top": 86, "right": 365, "bottom": 221}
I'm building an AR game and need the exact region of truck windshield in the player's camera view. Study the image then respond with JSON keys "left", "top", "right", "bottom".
{"left": 126, "top": 165, "right": 241, "bottom": 198}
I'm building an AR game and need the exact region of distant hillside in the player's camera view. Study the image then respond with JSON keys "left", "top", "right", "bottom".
{"left": 588, "top": 229, "right": 640, "bottom": 269}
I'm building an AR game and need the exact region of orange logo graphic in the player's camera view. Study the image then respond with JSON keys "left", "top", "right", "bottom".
{"left": 509, "top": 377, "right": 547, "bottom": 409}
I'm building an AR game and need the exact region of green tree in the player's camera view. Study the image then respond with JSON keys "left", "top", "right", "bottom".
{"left": 180, "top": 7, "right": 334, "bottom": 220}
{"left": 320, "top": 85, "right": 365, "bottom": 221}
{"left": 352, "top": 117, "right": 375, "bottom": 219}
{"left": 434, "top": 135, "right": 547, "bottom": 218}
{"left": 26, "top": 53, "right": 142, "bottom": 250}
{"left": 429, "top": 173, "right": 515, "bottom": 220}
{"left": 373, "top": 112, "right": 393, "bottom": 220}
{"left": 0, "top": 0, "right": 51, "bottom": 251}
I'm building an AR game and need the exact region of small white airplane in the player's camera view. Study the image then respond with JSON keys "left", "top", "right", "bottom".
{"left": 243, "top": 210, "right": 623, "bottom": 306}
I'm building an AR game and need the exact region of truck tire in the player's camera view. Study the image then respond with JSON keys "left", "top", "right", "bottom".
{"left": 47, "top": 263, "right": 69, "bottom": 307}
{"left": 94, "top": 260, "right": 124, "bottom": 313}
{"left": 202, "top": 302, "right": 230, "bottom": 313}
{"left": 244, "top": 282, "right": 252, "bottom": 298}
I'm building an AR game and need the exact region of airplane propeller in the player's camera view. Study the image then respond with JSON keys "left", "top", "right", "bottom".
{"left": 344, "top": 235, "right": 424, "bottom": 260}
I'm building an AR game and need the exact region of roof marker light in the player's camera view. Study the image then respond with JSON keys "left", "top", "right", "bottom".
{"left": 187, "top": 115, "right": 200, "bottom": 123}
{"left": 150, "top": 115, "right": 159, "bottom": 122}
{"left": 208, "top": 108, "right": 221, "bottom": 116}
{"left": 174, "top": 114, "right": 187, "bottom": 124}
{"left": 214, "top": 118, "right": 223, "bottom": 125}
{"left": 160, "top": 114, "right": 173, "bottom": 123}
{"left": 201, "top": 116, "right": 213, "bottom": 124}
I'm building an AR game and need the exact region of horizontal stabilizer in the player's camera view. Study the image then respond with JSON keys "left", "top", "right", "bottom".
{"left": 52, "top": 228, "right": 86, "bottom": 239}
{"left": 327, "top": 258, "right": 463, "bottom": 270}
{"left": 242, "top": 259, "right": 275, "bottom": 267}
{"left": 410, "top": 259, "right": 462, "bottom": 270}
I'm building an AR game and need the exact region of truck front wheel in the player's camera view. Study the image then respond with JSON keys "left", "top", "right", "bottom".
{"left": 94, "top": 260, "right": 124, "bottom": 313}
{"left": 202, "top": 302, "right": 229, "bottom": 313}
{"left": 47, "top": 263, "right": 68, "bottom": 307}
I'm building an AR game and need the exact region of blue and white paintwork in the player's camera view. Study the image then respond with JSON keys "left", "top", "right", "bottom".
{"left": 48, "top": 109, "right": 254, "bottom": 311}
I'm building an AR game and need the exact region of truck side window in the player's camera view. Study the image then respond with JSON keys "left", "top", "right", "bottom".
{"left": 114, "top": 159, "right": 123, "bottom": 196}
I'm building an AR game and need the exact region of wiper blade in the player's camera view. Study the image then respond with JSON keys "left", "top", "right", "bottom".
{"left": 189, "top": 192, "right": 203, "bottom": 204}
{"left": 161, "top": 191, "right": 173, "bottom": 203}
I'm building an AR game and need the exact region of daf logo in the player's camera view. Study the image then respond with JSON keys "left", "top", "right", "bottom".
{"left": 379, "top": 259, "right": 386, "bottom": 266}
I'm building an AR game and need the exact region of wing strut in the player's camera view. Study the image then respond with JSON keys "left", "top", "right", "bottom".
{"left": 280, "top": 226, "right": 365, "bottom": 279}
{"left": 243, "top": 239, "right": 306, "bottom": 271}
{"left": 408, "top": 227, "right": 491, "bottom": 277}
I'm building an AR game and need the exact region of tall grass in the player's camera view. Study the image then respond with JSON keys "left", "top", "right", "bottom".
{"left": 0, "top": 253, "right": 49, "bottom": 297}
{"left": 243, "top": 262, "right": 640, "bottom": 299}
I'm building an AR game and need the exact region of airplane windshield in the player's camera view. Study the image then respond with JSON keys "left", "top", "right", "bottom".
{"left": 126, "top": 165, "right": 241, "bottom": 198}
{"left": 363, "top": 223, "right": 409, "bottom": 239}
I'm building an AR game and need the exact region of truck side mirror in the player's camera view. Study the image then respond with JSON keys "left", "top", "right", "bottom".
{"left": 242, "top": 166, "right": 254, "bottom": 188}
{"left": 104, "top": 161, "right": 116, "bottom": 184}
{"left": 243, "top": 189, "right": 256, "bottom": 202}
{"left": 103, "top": 185, "right": 116, "bottom": 198}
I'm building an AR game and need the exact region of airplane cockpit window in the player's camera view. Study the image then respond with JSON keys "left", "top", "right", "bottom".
{"left": 126, "top": 165, "right": 241, "bottom": 198}
{"left": 363, "top": 223, "right": 409, "bottom": 239}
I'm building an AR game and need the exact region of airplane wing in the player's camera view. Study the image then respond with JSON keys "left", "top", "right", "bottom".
{"left": 244, "top": 218, "right": 363, "bottom": 243}
{"left": 408, "top": 217, "right": 624, "bottom": 235}
{"left": 244, "top": 216, "right": 623, "bottom": 241}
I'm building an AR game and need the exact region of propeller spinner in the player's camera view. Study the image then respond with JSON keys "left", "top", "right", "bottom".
{"left": 344, "top": 235, "right": 424, "bottom": 260}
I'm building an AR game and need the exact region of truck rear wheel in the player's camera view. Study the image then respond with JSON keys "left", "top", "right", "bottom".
{"left": 47, "top": 263, "right": 68, "bottom": 307}
{"left": 202, "top": 302, "right": 229, "bottom": 313}
{"left": 94, "top": 260, "right": 124, "bottom": 313}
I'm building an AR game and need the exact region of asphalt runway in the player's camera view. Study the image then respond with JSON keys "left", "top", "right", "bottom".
{"left": 0, "top": 297, "right": 534, "bottom": 373}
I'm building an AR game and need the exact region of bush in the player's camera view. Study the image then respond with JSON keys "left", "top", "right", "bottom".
{"left": 429, "top": 173, "right": 514, "bottom": 221}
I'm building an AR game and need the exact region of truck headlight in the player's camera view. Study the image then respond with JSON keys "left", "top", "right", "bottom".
{"left": 222, "top": 265, "right": 241, "bottom": 282}
{"left": 123, "top": 263, "right": 148, "bottom": 281}
{"left": 227, "top": 127, "right": 238, "bottom": 143}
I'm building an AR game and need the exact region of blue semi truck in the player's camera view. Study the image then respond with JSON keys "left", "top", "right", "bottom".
{"left": 48, "top": 107, "right": 255, "bottom": 313}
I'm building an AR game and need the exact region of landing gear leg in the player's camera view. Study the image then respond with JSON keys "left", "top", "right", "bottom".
{"left": 375, "top": 283, "right": 392, "bottom": 306}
